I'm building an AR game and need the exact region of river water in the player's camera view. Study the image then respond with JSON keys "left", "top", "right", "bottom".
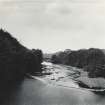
{"left": 1, "top": 62, "right": 105, "bottom": 105}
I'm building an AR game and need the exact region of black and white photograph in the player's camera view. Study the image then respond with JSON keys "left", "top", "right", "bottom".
{"left": 0, "top": 0, "right": 105, "bottom": 105}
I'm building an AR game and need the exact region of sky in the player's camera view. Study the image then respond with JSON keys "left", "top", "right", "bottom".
{"left": 0, "top": 0, "right": 105, "bottom": 53}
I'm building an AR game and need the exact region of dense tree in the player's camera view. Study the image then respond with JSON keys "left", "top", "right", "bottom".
{"left": 0, "top": 29, "right": 43, "bottom": 85}
{"left": 51, "top": 48, "right": 105, "bottom": 78}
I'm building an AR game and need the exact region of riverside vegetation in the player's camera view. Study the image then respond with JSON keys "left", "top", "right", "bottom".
{"left": 0, "top": 29, "right": 43, "bottom": 87}
{"left": 1, "top": 28, "right": 105, "bottom": 95}
{"left": 51, "top": 49, "right": 105, "bottom": 78}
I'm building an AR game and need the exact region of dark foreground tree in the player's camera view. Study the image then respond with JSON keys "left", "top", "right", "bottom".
{"left": 0, "top": 29, "right": 43, "bottom": 85}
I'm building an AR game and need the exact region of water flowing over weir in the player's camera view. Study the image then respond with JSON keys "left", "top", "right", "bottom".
{"left": 33, "top": 62, "right": 79, "bottom": 88}
{"left": 31, "top": 62, "right": 105, "bottom": 92}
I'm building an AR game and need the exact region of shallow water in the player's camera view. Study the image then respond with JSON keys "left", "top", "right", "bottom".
{"left": 41, "top": 62, "right": 80, "bottom": 88}
{"left": 41, "top": 62, "right": 105, "bottom": 91}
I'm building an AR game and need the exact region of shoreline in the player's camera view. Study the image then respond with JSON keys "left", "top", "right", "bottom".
{"left": 28, "top": 74, "right": 105, "bottom": 93}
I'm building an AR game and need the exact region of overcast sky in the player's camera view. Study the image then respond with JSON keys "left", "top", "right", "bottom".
{"left": 0, "top": 0, "right": 105, "bottom": 53}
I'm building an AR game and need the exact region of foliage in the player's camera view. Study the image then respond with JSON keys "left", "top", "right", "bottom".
{"left": 0, "top": 29, "right": 43, "bottom": 84}
{"left": 51, "top": 48, "right": 105, "bottom": 78}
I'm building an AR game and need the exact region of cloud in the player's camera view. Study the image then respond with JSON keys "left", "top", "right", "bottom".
{"left": 0, "top": 0, "right": 105, "bottom": 52}
{"left": 46, "top": 1, "right": 72, "bottom": 15}
{"left": 1, "top": 0, "right": 105, "bottom": 31}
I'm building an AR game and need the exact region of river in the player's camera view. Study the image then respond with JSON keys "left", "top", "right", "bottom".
{"left": 1, "top": 62, "right": 105, "bottom": 105}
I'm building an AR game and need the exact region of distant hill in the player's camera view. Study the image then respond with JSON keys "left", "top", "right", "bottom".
{"left": 51, "top": 48, "right": 105, "bottom": 78}
{"left": 0, "top": 29, "right": 43, "bottom": 85}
